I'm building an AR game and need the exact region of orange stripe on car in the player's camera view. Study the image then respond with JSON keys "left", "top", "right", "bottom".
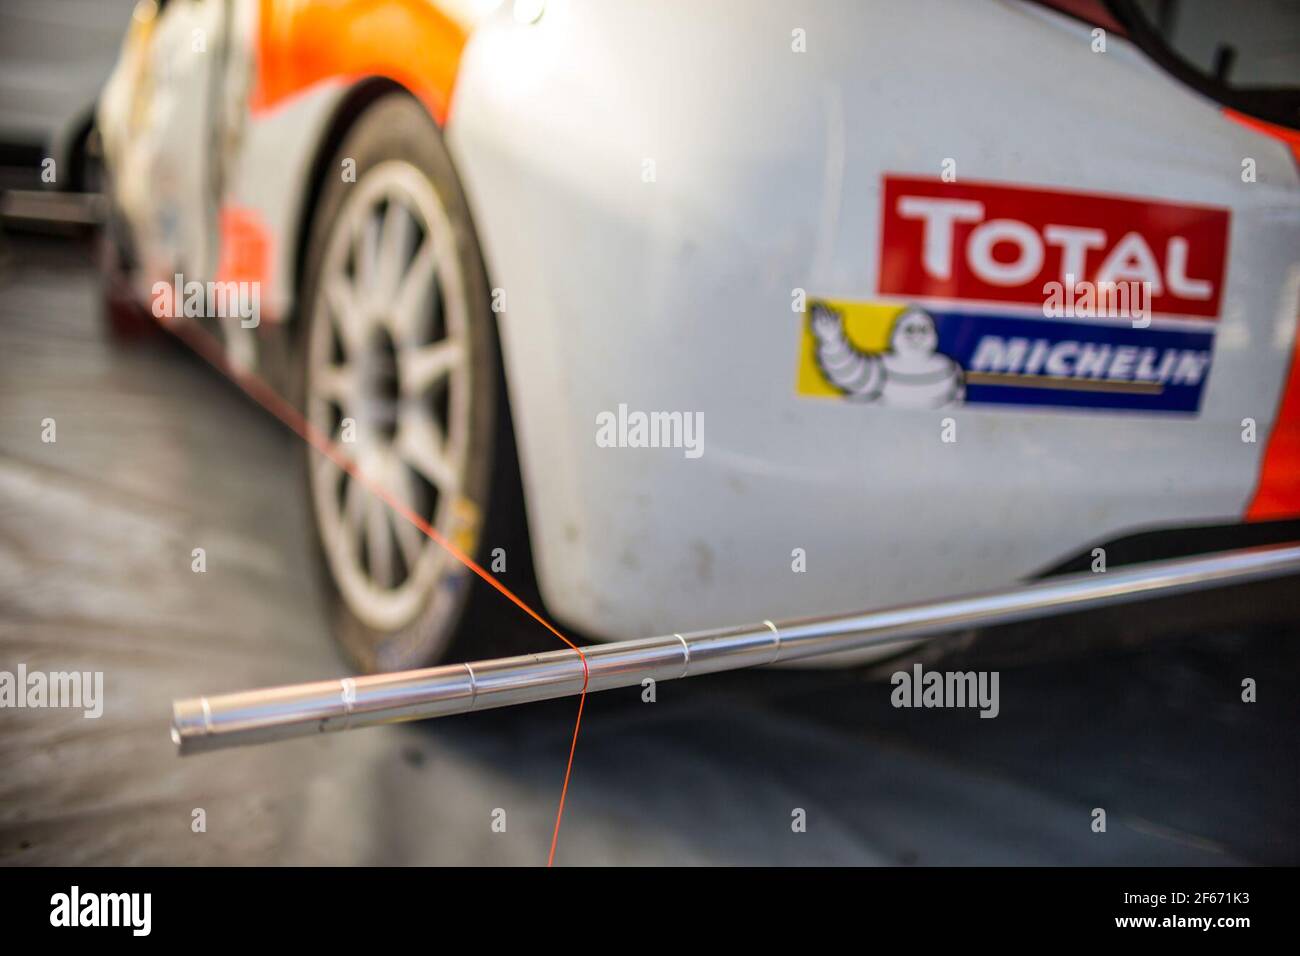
{"left": 1248, "top": 310, "right": 1300, "bottom": 520}
{"left": 1228, "top": 109, "right": 1300, "bottom": 519}
{"left": 252, "top": 0, "right": 471, "bottom": 125}
{"left": 1222, "top": 109, "right": 1300, "bottom": 166}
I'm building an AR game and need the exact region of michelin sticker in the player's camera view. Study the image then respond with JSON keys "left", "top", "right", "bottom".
{"left": 798, "top": 176, "right": 1229, "bottom": 415}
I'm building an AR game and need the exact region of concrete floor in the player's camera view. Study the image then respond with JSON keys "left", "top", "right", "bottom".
{"left": 1, "top": 235, "right": 1297, "bottom": 865}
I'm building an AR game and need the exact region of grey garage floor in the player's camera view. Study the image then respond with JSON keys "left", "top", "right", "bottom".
{"left": 1, "top": 235, "right": 1297, "bottom": 866}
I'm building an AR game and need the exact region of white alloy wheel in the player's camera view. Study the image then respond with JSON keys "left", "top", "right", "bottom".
{"left": 305, "top": 160, "right": 473, "bottom": 634}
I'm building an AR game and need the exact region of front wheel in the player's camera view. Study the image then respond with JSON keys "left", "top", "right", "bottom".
{"left": 298, "top": 94, "right": 499, "bottom": 673}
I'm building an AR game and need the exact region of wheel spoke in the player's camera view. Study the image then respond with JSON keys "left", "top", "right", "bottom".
{"left": 355, "top": 211, "right": 382, "bottom": 305}
{"left": 390, "top": 237, "right": 437, "bottom": 344}
{"left": 389, "top": 465, "right": 426, "bottom": 570}
{"left": 313, "top": 362, "right": 356, "bottom": 408}
{"left": 366, "top": 494, "right": 395, "bottom": 589}
{"left": 378, "top": 200, "right": 414, "bottom": 296}
{"left": 397, "top": 409, "right": 459, "bottom": 494}
{"left": 399, "top": 338, "right": 463, "bottom": 396}
{"left": 324, "top": 275, "right": 368, "bottom": 359}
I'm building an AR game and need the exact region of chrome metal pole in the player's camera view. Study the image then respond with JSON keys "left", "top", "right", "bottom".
{"left": 173, "top": 542, "right": 1300, "bottom": 754}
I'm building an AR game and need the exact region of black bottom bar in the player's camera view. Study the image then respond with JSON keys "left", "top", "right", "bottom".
{"left": 0, "top": 866, "right": 1280, "bottom": 941}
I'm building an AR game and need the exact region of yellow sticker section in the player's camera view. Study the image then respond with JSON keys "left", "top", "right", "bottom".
{"left": 795, "top": 299, "right": 909, "bottom": 397}
{"left": 448, "top": 495, "right": 482, "bottom": 556}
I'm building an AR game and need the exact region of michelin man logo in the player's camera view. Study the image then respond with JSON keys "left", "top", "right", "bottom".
{"left": 810, "top": 303, "right": 964, "bottom": 408}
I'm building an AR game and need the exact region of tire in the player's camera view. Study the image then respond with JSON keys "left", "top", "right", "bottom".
{"left": 298, "top": 94, "right": 500, "bottom": 673}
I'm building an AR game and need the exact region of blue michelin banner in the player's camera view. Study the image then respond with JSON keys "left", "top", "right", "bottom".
{"left": 933, "top": 310, "right": 1216, "bottom": 413}
{"left": 799, "top": 299, "right": 1216, "bottom": 415}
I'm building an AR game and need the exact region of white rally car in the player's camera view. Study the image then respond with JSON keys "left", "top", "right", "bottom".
{"left": 97, "top": 0, "right": 1300, "bottom": 673}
